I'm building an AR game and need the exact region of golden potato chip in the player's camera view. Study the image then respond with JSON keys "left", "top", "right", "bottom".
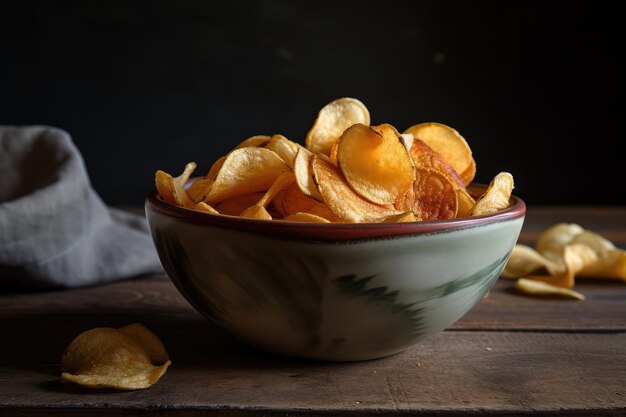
{"left": 118, "top": 323, "right": 170, "bottom": 364}
{"left": 534, "top": 224, "right": 626, "bottom": 280}
{"left": 515, "top": 278, "right": 585, "bottom": 300}
{"left": 459, "top": 158, "right": 476, "bottom": 186}
{"left": 176, "top": 162, "right": 197, "bottom": 187}
{"left": 403, "top": 122, "right": 473, "bottom": 180}
{"left": 155, "top": 162, "right": 197, "bottom": 208}
{"left": 569, "top": 231, "right": 626, "bottom": 281}
{"left": 312, "top": 155, "right": 399, "bottom": 223}
{"left": 337, "top": 123, "right": 415, "bottom": 205}
{"left": 456, "top": 188, "right": 476, "bottom": 218}
{"left": 383, "top": 211, "right": 417, "bottom": 223}
{"left": 579, "top": 249, "right": 626, "bottom": 282}
{"left": 293, "top": 147, "right": 324, "bottom": 201}
{"left": 329, "top": 140, "right": 339, "bottom": 164}
{"left": 60, "top": 324, "right": 171, "bottom": 390}
{"left": 570, "top": 230, "right": 616, "bottom": 252}
{"left": 234, "top": 135, "right": 272, "bottom": 149}
{"left": 256, "top": 172, "right": 296, "bottom": 207}
{"left": 535, "top": 223, "right": 585, "bottom": 263}
{"left": 504, "top": 223, "right": 626, "bottom": 290}
{"left": 155, "top": 170, "right": 176, "bottom": 205}
{"left": 394, "top": 166, "right": 458, "bottom": 221}
{"left": 186, "top": 177, "right": 214, "bottom": 203}
{"left": 283, "top": 212, "right": 331, "bottom": 223}
{"left": 240, "top": 204, "right": 272, "bottom": 220}
{"left": 264, "top": 135, "right": 299, "bottom": 169}
{"left": 207, "top": 156, "right": 226, "bottom": 181}
{"left": 527, "top": 244, "right": 599, "bottom": 288}
{"left": 471, "top": 172, "right": 514, "bottom": 216}
{"left": 206, "top": 147, "right": 290, "bottom": 204}
{"left": 409, "top": 139, "right": 465, "bottom": 189}
{"left": 502, "top": 244, "right": 565, "bottom": 278}
{"left": 273, "top": 183, "right": 339, "bottom": 221}
{"left": 215, "top": 192, "right": 265, "bottom": 216}
{"left": 193, "top": 201, "right": 219, "bottom": 215}
{"left": 235, "top": 173, "right": 296, "bottom": 220}
{"left": 306, "top": 97, "right": 370, "bottom": 155}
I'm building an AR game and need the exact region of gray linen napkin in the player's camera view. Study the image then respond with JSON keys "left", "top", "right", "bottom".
{"left": 0, "top": 125, "right": 162, "bottom": 289}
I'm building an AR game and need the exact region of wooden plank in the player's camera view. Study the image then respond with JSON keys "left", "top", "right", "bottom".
{"left": 2, "top": 274, "right": 624, "bottom": 334}
{"left": 1, "top": 331, "right": 624, "bottom": 415}
{"left": 455, "top": 279, "right": 626, "bottom": 331}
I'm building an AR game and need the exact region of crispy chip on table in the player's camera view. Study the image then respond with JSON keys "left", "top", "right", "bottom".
{"left": 60, "top": 324, "right": 171, "bottom": 390}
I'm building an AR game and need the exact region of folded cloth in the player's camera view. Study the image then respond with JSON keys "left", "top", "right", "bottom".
{"left": 0, "top": 126, "right": 162, "bottom": 289}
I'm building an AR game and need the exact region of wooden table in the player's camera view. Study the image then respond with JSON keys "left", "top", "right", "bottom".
{"left": 1, "top": 207, "right": 625, "bottom": 416}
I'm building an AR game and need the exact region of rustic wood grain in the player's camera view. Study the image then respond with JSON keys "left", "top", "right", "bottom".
{"left": 1, "top": 332, "right": 624, "bottom": 416}
{"left": 1, "top": 207, "right": 625, "bottom": 416}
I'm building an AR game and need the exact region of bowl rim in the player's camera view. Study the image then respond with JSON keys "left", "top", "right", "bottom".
{"left": 145, "top": 184, "right": 525, "bottom": 241}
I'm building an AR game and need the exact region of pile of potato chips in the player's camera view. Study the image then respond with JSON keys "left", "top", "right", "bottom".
{"left": 504, "top": 223, "right": 626, "bottom": 300}
{"left": 60, "top": 323, "right": 170, "bottom": 390}
{"left": 156, "top": 97, "right": 515, "bottom": 223}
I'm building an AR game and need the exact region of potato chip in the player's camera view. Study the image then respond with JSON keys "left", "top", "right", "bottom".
{"left": 306, "top": 97, "right": 370, "bottom": 155}
{"left": 459, "top": 158, "right": 476, "bottom": 186}
{"left": 515, "top": 278, "right": 585, "bottom": 300}
{"left": 236, "top": 173, "right": 295, "bottom": 219}
{"left": 471, "top": 172, "right": 514, "bottom": 216}
{"left": 118, "top": 323, "right": 170, "bottom": 364}
{"left": 155, "top": 162, "right": 197, "bottom": 208}
{"left": 60, "top": 324, "right": 171, "bottom": 390}
{"left": 206, "top": 147, "right": 290, "bottom": 204}
{"left": 293, "top": 147, "right": 324, "bottom": 201}
{"left": 409, "top": 139, "right": 465, "bottom": 189}
{"left": 395, "top": 166, "right": 458, "bottom": 221}
{"left": 569, "top": 230, "right": 625, "bottom": 281}
{"left": 273, "top": 182, "right": 340, "bottom": 221}
{"left": 207, "top": 156, "right": 226, "bottom": 180}
{"left": 579, "top": 249, "right": 626, "bottom": 282}
{"left": 312, "top": 155, "right": 399, "bottom": 223}
{"left": 186, "top": 177, "right": 214, "bottom": 203}
{"left": 155, "top": 170, "right": 176, "bottom": 205}
{"left": 235, "top": 135, "right": 272, "bottom": 149}
{"left": 256, "top": 172, "right": 296, "bottom": 207}
{"left": 329, "top": 140, "right": 339, "bottom": 164}
{"left": 504, "top": 223, "right": 626, "bottom": 289}
{"left": 535, "top": 223, "right": 585, "bottom": 263}
{"left": 570, "top": 230, "right": 616, "bottom": 252}
{"left": 456, "top": 188, "right": 476, "bottom": 218}
{"left": 283, "top": 212, "right": 331, "bottom": 223}
{"left": 215, "top": 192, "right": 265, "bottom": 216}
{"left": 383, "top": 211, "right": 417, "bottom": 223}
{"left": 502, "top": 244, "right": 565, "bottom": 278}
{"left": 193, "top": 201, "right": 219, "bottom": 215}
{"left": 176, "top": 162, "right": 197, "bottom": 188}
{"left": 337, "top": 123, "right": 415, "bottom": 205}
{"left": 264, "top": 135, "right": 300, "bottom": 169}
{"left": 240, "top": 204, "right": 272, "bottom": 220}
{"left": 403, "top": 122, "right": 474, "bottom": 180}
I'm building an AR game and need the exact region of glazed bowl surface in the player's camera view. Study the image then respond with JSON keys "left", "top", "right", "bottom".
{"left": 145, "top": 186, "right": 525, "bottom": 361}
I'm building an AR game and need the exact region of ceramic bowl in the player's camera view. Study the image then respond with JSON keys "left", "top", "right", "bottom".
{"left": 145, "top": 187, "right": 525, "bottom": 361}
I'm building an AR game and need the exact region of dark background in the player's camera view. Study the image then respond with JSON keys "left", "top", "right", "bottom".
{"left": 1, "top": 0, "right": 623, "bottom": 206}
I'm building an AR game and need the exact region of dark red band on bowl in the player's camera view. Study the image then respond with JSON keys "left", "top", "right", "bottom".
{"left": 145, "top": 186, "right": 526, "bottom": 241}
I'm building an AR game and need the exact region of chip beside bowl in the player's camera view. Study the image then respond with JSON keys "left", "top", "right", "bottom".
{"left": 145, "top": 186, "right": 525, "bottom": 361}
